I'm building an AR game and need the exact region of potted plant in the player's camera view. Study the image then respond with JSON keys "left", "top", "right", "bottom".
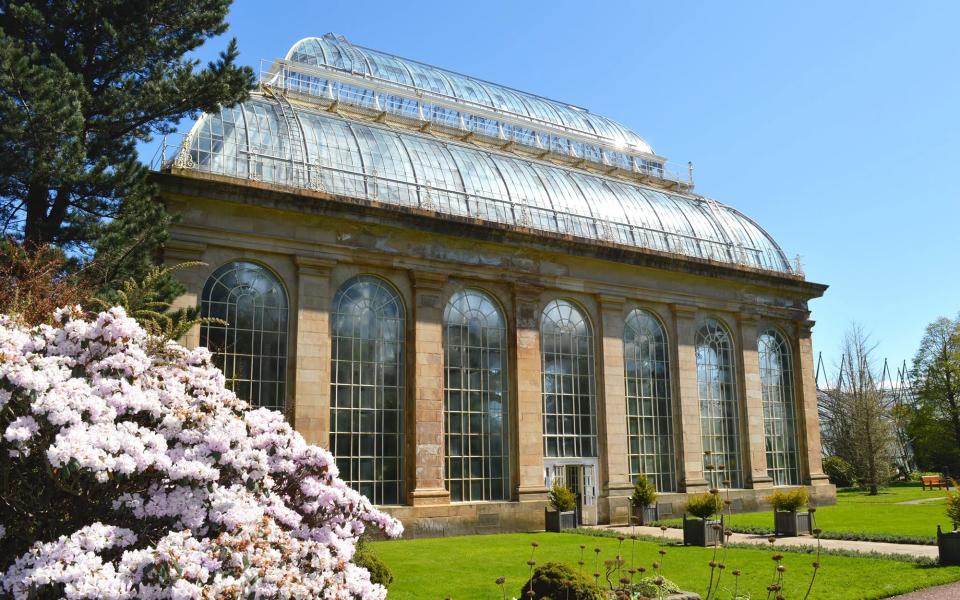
{"left": 630, "top": 474, "right": 659, "bottom": 525}
{"left": 682, "top": 491, "right": 724, "bottom": 546}
{"left": 545, "top": 480, "right": 577, "bottom": 532}
{"left": 768, "top": 487, "right": 812, "bottom": 537}
{"left": 938, "top": 483, "right": 960, "bottom": 565}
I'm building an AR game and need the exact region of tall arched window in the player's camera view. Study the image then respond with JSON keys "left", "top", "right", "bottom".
{"left": 541, "top": 299, "right": 597, "bottom": 458}
{"left": 443, "top": 289, "right": 509, "bottom": 501}
{"left": 330, "top": 276, "right": 405, "bottom": 505}
{"left": 759, "top": 329, "right": 801, "bottom": 486}
{"left": 624, "top": 309, "right": 676, "bottom": 492}
{"left": 201, "top": 261, "right": 288, "bottom": 410}
{"left": 696, "top": 319, "right": 742, "bottom": 488}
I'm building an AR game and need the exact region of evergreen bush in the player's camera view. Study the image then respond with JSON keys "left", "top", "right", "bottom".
{"left": 549, "top": 481, "right": 577, "bottom": 512}
{"left": 768, "top": 487, "right": 809, "bottom": 512}
{"left": 630, "top": 474, "right": 658, "bottom": 508}
{"left": 823, "top": 455, "right": 857, "bottom": 487}
{"left": 946, "top": 482, "right": 960, "bottom": 531}
{"left": 518, "top": 561, "right": 602, "bottom": 600}
{"left": 685, "top": 491, "right": 724, "bottom": 519}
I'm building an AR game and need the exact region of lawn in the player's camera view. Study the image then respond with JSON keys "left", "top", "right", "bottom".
{"left": 657, "top": 483, "right": 949, "bottom": 544}
{"left": 371, "top": 531, "right": 960, "bottom": 599}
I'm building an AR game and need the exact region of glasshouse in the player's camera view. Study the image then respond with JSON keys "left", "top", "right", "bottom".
{"left": 155, "top": 33, "right": 834, "bottom": 535}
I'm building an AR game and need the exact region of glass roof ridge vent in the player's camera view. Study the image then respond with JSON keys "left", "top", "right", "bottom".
{"left": 284, "top": 33, "right": 656, "bottom": 155}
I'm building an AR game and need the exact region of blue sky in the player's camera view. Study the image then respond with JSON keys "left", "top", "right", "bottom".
{"left": 143, "top": 1, "right": 960, "bottom": 374}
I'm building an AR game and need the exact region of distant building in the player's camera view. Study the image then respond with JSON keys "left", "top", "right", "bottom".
{"left": 155, "top": 33, "right": 834, "bottom": 535}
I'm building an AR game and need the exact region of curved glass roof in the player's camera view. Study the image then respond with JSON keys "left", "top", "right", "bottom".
{"left": 286, "top": 34, "right": 655, "bottom": 156}
{"left": 179, "top": 94, "right": 792, "bottom": 273}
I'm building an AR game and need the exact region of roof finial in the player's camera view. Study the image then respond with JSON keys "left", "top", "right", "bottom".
{"left": 688, "top": 161, "right": 694, "bottom": 186}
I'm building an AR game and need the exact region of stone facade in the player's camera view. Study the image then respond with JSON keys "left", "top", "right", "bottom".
{"left": 157, "top": 169, "right": 834, "bottom": 537}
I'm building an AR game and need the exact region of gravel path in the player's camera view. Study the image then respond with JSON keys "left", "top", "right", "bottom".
{"left": 887, "top": 580, "right": 960, "bottom": 599}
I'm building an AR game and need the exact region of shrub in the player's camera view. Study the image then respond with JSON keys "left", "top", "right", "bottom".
{"left": 946, "top": 483, "right": 960, "bottom": 531}
{"left": 685, "top": 491, "right": 724, "bottom": 519}
{"left": 630, "top": 474, "right": 657, "bottom": 508}
{"left": 768, "top": 487, "right": 809, "bottom": 512}
{"left": 823, "top": 455, "right": 856, "bottom": 487}
{"left": 519, "top": 561, "right": 602, "bottom": 600}
{"left": 0, "top": 307, "right": 402, "bottom": 598}
{"left": 549, "top": 480, "right": 577, "bottom": 512}
{"left": 355, "top": 538, "right": 394, "bottom": 588}
{"left": 629, "top": 575, "right": 681, "bottom": 597}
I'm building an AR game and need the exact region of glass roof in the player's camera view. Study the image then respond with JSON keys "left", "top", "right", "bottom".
{"left": 181, "top": 94, "right": 792, "bottom": 273}
{"left": 285, "top": 34, "right": 655, "bottom": 156}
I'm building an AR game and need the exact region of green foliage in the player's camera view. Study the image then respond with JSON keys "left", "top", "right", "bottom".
{"left": 946, "top": 484, "right": 960, "bottom": 531}
{"left": 767, "top": 488, "right": 809, "bottom": 512}
{"left": 685, "top": 491, "right": 724, "bottom": 519}
{"left": 630, "top": 474, "right": 657, "bottom": 508}
{"left": 823, "top": 455, "right": 857, "bottom": 488}
{"left": 628, "top": 575, "right": 681, "bottom": 597}
{"left": 548, "top": 481, "right": 577, "bottom": 512}
{"left": 92, "top": 262, "right": 223, "bottom": 341}
{"left": 0, "top": 0, "right": 255, "bottom": 293}
{"left": 518, "top": 561, "right": 602, "bottom": 600}
{"left": 910, "top": 316, "right": 960, "bottom": 476}
{"left": 354, "top": 538, "right": 393, "bottom": 588}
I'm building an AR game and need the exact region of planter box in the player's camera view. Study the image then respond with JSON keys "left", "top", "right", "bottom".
{"left": 938, "top": 526, "right": 960, "bottom": 566}
{"left": 545, "top": 509, "right": 576, "bottom": 532}
{"left": 631, "top": 504, "right": 659, "bottom": 526}
{"left": 774, "top": 510, "right": 812, "bottom": 537}
{"left": 683, "top": 515, "right": 724, "bottom": 546}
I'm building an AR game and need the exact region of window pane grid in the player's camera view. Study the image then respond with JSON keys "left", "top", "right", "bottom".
{"left": 696, "top": 320, "right": 743, "bottom": 488}
{"left": 330, "top": 276, "right": 405, "bottom": 505}
{"left": 200, "top": 262, "right": 288, "bottom": 411}
{"left": 759, "top": 330, "right": 801, "bottom": 486}
{"left": 624, "top": 310, "right": 676, "bottom": 492}
{"left": 443, "top": 289, "right": 510, "bottom": 502}
{"left": 541, "top": 299, "right": 597, "bottom": 458}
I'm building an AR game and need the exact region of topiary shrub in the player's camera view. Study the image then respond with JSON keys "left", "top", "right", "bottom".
{"left": 629, "top": 575, "right": 681, "bottom": 597}
{"left": 768, "top": 487, "right": 809, "bottom": 512}
{"left": 518, "top": 561, "right": 602, "bottom": 600}
{"left": 823, "top": 455, "right": 856, "bottom": 487}
{"left": 354, "top": 538, "right": 394, "bottom": 588}
{"left": 548, "top": 480, "right": 577, "bottom": 512}
{"left": 685, "top": 491, "right": 724, "bottom": 519}
{"left": 630, "top": 474, "right": 657, "bottom": 508}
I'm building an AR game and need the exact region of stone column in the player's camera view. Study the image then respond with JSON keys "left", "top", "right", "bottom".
{"left": 738, "top": 313, "right": 773, "bottom": 489}
{"left": 407, "top": 270, "right": 450, "bottom": 506}
{"left": 598, "top": 295, "right": 632, "bottom": 524}
{"left": 794, "top": 319, "right": 832, "bottom": 492}
{"left": 292, "top": 257, "right": 335, "bottom": 446}
{"left": 163, "top": 239, "right": 208, "bottom": 349}
{"left": 513, "top": 285, "right": 548, "bottom": 502}
{"left": 670, "top": 304, "right": 709, "bottom": 492}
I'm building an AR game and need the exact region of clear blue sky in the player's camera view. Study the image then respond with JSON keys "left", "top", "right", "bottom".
{"left": 142, "top": 0, "right": 960, "bottom": 374}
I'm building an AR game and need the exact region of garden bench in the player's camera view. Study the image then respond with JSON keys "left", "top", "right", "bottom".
{"left": 921, "top": 475, "right": 949, "bottom": 490}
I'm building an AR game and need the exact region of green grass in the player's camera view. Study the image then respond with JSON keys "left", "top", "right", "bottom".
{"left": 371, "top": 531, "right": 960, "bottom": 599}
{"left": 657, "top": 483, "right": 949, "bottom": 544}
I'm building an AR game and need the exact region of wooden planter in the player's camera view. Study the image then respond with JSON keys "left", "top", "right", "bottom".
{"left": 545, "top": 509, "right": 576, "bottom": 532}
{"left": 938, "top": 526, "right": 960, "bottom": 566}
{"left": 774, "top": 510, "right": 812, "bottom": 537}
{"left": 631, "top": 504, "right": 659, "bottom": 526}
{"left": 683, "top": 514, "right": 724, "bottom": 546}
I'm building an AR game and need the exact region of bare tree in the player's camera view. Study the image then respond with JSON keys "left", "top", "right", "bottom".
{"left": 819, "top": 325, "right": 896, "bottom": 494}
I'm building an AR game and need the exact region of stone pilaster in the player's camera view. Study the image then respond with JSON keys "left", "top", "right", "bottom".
{"left": 795, "top": 319, "right": 831, "bottom": 490}
{"left": 513, "top": 285, "right": 548, "bottom": 501}
{"left": 292, "top": 257, "right": 335, "bottom": 445}
{"left": 163, "top": 239, "right": 208, "bottom": 349}
{"left": 407, "top": 271, "right": 450, "bottom": 506}
{"left": 597, "top": 295, "right": 632, "bottom": 524}
{"left": 671, "top": 304, "right": 709, "bottom": 492}
{"left": 738, "top": 313, "right": 773, "bottom": 489}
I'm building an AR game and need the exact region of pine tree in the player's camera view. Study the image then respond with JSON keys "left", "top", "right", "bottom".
{"left": 0, "top": 0, "right": 254, "bottom": 292}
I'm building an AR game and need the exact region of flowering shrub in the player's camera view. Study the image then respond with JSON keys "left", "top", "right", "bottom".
{"left": 0, "top": 306, "right": 402, "bottom": 599}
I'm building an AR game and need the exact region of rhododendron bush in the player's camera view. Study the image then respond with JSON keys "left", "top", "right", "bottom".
{"left": 0, "top": 307, "right": 402, "bottom": 599}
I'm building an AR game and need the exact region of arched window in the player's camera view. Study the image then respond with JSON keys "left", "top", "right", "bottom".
{"left": 696, "top": 319, "right": 742, "bottom": 488}
{"left": 200, "top": 261, "right": 288, "bottom": 410}
{"left": 330, "top": 276, "right": 405, "bottom": 505}
{"left": 541, "top": 299, "right": 597, "bottom": 458}
{"left": 624, "top": 309, "right": 676, "bottom": 492}
{"left": 443, "top": 289, "right": 510, "bottom": 501}
{"left": 759, "top": 329, "right": 801, "bottom": 486}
